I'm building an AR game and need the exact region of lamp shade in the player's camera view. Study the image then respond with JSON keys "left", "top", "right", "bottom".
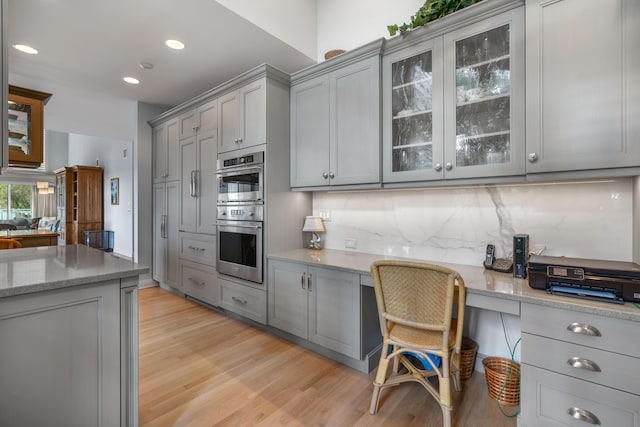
{"left": 302, "top": 216, "right": 325, "bottom": 233}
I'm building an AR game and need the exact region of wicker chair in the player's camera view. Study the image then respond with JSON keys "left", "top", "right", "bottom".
{"left": 369, "top": 260, "right": 466, "bottom": 427}
{"left": 0, "top": 239, "right": 22, "bottom": 249}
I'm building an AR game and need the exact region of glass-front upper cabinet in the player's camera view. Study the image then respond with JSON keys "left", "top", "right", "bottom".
{"left": 383, "top": 7, "right": 524, "bottom": 184}
{"left": 383, "top": 38, "right": 443, "bottom": 183}
{"left": 7, "top": 85, "right": 52, "bottom": 169}
{"left": 443, "top": 8, "right": 524, "bottom": 180}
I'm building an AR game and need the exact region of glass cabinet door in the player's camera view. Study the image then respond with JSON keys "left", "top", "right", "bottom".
{"left": 7, "top": 86, "right": 51, "bottom": 169}
{"left": 383, "top": 39, "right": 443, "bottom": 183}
{"left": 444, "top": 8, "right": 524, "bottom": 179}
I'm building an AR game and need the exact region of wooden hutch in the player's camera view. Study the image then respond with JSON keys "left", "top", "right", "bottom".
{"left": 55, "top": 165, "right": 103, "bottom": 245}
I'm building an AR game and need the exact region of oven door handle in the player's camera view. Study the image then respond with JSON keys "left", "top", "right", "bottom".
{"left": 216, "top": 165, "right": 263, "bottom": 177}
{"left": 216, "top": 223, "right": 262, "bottom": 230}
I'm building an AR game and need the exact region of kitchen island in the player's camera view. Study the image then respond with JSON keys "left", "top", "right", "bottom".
{"left": 0, "top": 245, "right": 148, "bottom": 427}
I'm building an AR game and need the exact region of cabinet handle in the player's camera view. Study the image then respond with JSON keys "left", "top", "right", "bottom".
{"left": 567, "top": 322, "right": 601, "bottom": 337}
{"left": 238, "top": 137, "right": 243, "bottom": 143}
{"left": 328, "top": 172, "right": 334, "bottom": 179}
{"left": 567, "top": 407, "right": 600, "bottom": 425}
{"left": 308, "top": 273, "right": 312, "bottom": 291}
{"left": 187, "top": 245, "right": 205, "bottom": 252}
{"left": 528, "top": 153, "right": 539, "bottom": 163}
{"left": 434, "top": 163, "right": 442, "bottom": 172}
{"left": 161, "top": 215, "right": 167, "bottom": 238}
{"left": 445, "top": 162, "right": 453, "bottom": 171}
{"left": 567, "top": 357, "right": 601, "bottom": 372}
{"left": 301, "top": 273, "right": 306, "bottom": 290}
{"left": 322, "top": 172, "right": 329, "bottom": 179}
{"left": 187, "top": 277, "right": 205, "bottom": 287}
{"left": 231, "top": 296, "right": 248, "bottom": 305}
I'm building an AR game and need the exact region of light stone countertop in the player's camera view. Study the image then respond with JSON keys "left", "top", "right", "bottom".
{"left": 268, "top": 248, "right": 640, "bottom": 322}
{"left": 0, "top": 244, "right": 149, "bottom": 298}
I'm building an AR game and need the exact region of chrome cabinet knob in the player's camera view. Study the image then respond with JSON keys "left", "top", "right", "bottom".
{"left": 445, "top": 162, "right": 453, "bottom": 171}
{"left": 528, "top": 153, "right": 539, "bottom": 163}
{"left": 329, "top": 172, "right": 335, "bottom": 179}
{"left": 322, "top": 172, "right": 329, "bottom": 179}
{"left": 434, "top": 163, "right": 442, "bottom": 172}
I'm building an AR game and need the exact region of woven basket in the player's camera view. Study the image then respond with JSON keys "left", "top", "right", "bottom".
{"left": 482, "top": 357, "right": 520, "bottom": 406}
{"left": 324, "top": 49, "right": 346, "bottom": 60}
{"left": 459, "top": 337, "right": 478, "bottom": 381}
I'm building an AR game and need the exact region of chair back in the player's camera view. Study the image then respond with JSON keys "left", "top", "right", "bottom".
{"left": 370, "top": 260, "right": 465, "bottom": 349}
{"left": 0, "top": 239, "right": 22, "bottom": 249}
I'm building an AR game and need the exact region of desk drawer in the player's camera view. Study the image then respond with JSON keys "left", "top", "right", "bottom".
{"left": 523, "top": 333, "right": 640, "bottom": 395}
{"left": 181, "top": 260, "right": 218, "bottom": 307}
{"left": 521, "top": 303, "right": 640, "bottom": 356}
{"left": 521, "top": 365, "right": 640, "bottom": 427}
{"left": 219, "top": 277, "right": 266, "bottom": 324}
{"left": 179, "top": 232, "right": 215, "bottom": 266}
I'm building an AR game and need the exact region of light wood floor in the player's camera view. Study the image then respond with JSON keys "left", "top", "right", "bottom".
{"left": 139, "top": 287, "right": 518, "bottom": 427}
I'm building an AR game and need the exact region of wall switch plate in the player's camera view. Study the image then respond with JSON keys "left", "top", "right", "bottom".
{"left": 345, "top": 238, "right": 357, "bottom": 249}
{"left": 320, "top": 211, "right": 331, "bottom": 222}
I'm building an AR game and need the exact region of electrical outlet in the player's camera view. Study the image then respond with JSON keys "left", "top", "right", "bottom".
{"left": 320, "top": 211, "right": 331, "bottom": 222}
{"left": 345, "top": 238, "right": 357, "bottom": 249}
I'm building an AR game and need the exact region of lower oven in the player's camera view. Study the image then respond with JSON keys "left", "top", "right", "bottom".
{"left": 216, "top": 204, "right": 263, "bottom": 284}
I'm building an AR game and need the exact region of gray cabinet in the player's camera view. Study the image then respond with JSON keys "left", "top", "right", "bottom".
{"left": 291, "top": 41, "right": 382, "bottom": 189}
{"left": 179, "top": 99, "right": 218, "bottom": 235}
{"left": 153, "top": 180, "right": 180, "bottom": 288}
{"left": 521, "top": 303, "right": 640, "bottom": 426}
{"left": 1, "top": 0, "right": 6, "bottom": 170}
{"left": 152, "top": 118, "right": 179, "bottom": 183}
{"left": 0, "top": 280, "right": 138, "bottom": 427}
{"left": 218, "top": 79, "right": 266, "bottom": 154}
{"left": 383, "top": 7, "right": 524, "bottom": 183}
{"left": 268, "top": 260, "right": 361, "bottom": 359}
{"left": 525, "top": 0, "right": 640, "bottom": 174}
{"left": 179, "top": 232, "right": 218, "bottom": 307}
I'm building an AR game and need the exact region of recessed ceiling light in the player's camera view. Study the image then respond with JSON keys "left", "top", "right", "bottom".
{"left": 165, "top": 39, "right": 185, "bottom": 50}
{"left": 123, "top": 77, "right": 140, "bottom": 85}
{"left": 13, "top": 44, "right": 38, "bottom": 54}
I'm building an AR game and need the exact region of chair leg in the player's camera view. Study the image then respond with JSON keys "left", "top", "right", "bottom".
{"left": 451, "top": 352, "right": 462, "bottom": 392}
{"left": 370, "top": 346, "right": 391, "bottom": 415}
{"left": 441, "top": 405, "right": 452, "bottom": 427}
{"left": 370, "top": 383, "right": 383, "bottom": 415}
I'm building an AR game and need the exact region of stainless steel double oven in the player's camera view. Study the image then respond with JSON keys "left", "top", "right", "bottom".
{"left": 216, "top": 151, "right": 264, "bottom": 284}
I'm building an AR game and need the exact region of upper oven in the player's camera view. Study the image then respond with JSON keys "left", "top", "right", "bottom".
{"left": 217, "top": 151, "right": 264, "bottom": 204}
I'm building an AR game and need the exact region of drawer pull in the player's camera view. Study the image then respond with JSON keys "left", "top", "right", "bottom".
{"left": 187, "top": 277, "right": 205, "bottom": 286}
{"left": 231, "top": 296, "right": 248, "bottom": 305}
{"left": 567, "top": 407, "right": 601, "bottom": 425}
{"left": 566, "top": 322, "right": 601, "bottom": 337}
{"left": 567, "top": 357, "right": 601, "bottom": 372}
{"left": 187, "top": 245, "right": 205, "bottom": 252}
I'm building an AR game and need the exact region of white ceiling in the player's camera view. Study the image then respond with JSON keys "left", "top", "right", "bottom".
{"left": 7, "top": 0, "right": 317, "bottom": 108}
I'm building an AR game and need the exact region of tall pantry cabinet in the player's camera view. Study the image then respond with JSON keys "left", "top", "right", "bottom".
{"left": 55, "top": 165, "right": 103, "bottom": 245}
{"left": 152, "top": 118, "right": 181, "bottom": 289}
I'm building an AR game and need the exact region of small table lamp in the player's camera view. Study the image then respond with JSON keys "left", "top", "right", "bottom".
{"left": 303, "top": 216, "right": 325, "bottom": 249}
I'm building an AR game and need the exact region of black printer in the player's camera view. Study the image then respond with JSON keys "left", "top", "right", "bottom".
{"left": 528, "top": 255, "right": 640, "bottom": 304}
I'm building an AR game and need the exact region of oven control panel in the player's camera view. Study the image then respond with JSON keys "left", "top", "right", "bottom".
{"left": 217, "top": 205, "right": 263, "bottom": 222}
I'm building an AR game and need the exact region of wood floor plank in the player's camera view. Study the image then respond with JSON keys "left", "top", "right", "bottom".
{"left": 139, "top": 287, "right": 518, "bottom": 427}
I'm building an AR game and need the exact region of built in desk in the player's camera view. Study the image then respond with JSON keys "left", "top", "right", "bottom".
{"left": 0, "top": 228, "right": 58, "bottom": 248}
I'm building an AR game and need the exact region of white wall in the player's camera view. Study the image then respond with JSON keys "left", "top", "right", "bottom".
{"left": 67, "top": 133, "right": 134, "bottom": 258}
{"left": 316, "top": 0, "right": 421, "bottom": 62}
{"left": 216, "top": 0, "right": 317, "bottom": 60}
{"left": 9, "top": 72, "right": 137, "bottom": 142}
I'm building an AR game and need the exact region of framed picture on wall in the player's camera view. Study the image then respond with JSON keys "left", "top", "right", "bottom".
{"left": 111, "top": 177, "right": 119, "bottom": 205}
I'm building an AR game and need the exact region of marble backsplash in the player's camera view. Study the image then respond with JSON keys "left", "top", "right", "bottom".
{"left": 312, "top": 178, "right": 633, "bottom": 266}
